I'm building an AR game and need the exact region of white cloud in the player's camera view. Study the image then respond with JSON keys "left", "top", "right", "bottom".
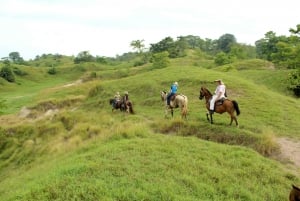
{"left": 0, "top": 0, "right": 299, "bottom": 60}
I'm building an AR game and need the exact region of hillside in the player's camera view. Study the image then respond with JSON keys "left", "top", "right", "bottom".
{"left": 0, "top": 52, "right": 300, "bottom": 201}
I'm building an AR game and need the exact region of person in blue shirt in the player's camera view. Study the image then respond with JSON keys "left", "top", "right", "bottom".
{"left": 167, "top": 81, "right": 178, "bottom": 106}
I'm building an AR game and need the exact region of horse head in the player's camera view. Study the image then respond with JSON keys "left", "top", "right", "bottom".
{"left": 199, "top": 87, "right": 212, "bottom": 100}
{"left": 290, "top": 184, "right": 300, "bottom": 201}
{"left": 161, "top": 91, "right": 167, "bottom": 101}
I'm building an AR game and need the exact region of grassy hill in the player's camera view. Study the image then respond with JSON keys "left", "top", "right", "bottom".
{"left": 0, "top": 51, "right": 299, "bottom": 200}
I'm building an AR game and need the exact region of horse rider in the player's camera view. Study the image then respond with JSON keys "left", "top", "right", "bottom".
{"left": 167, "top": 81, "right": 178, "bottom": 106}
{"left": 112, "top": 91, "right": 121, "bottom": 108}
{"left": 209, "top": 79, "right": 226, "bottom": 114}
{"left": 124, "top": 91, "right": 129, "bottom": 101}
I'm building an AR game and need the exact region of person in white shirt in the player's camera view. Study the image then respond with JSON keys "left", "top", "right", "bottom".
{"left": 209, "top": 79, "right": 226, "bottom": 114}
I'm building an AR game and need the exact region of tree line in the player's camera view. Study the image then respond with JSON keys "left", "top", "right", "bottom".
{"left": 1, "top": 24, "right": 300, "bottom": 97}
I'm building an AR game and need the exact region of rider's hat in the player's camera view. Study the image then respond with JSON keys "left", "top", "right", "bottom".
{"left": 174, "top": 81, "right": 178, "bottom": 86}
{"left": 214, "top": 79, "right": 223, "bottom": 84}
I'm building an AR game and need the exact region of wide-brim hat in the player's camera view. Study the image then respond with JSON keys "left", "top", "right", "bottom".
{"left": 214, "top": 79, "right": 224, "bottom": 84}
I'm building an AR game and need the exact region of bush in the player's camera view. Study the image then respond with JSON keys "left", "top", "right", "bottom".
{"left": 0, "top": 66, "right": 15, "bottom": 82}
{"left": 288, "top": 69, "right": 300, "bottom": 97}
{"left": 152, "top": 51, "right": 170, "bottom": 69}
{"left": 214, "top": 52, "right": 233, "bottom": 66}
{"left": 13, "top": 67, "right": 28, "bottom": 76}
{"left": 48, "top": 67, "right": 57, "bottom": 75}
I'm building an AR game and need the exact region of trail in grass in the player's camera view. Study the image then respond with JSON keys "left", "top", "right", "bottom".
{"left": 277, "top": 137, "right": 300, "bottom": 168}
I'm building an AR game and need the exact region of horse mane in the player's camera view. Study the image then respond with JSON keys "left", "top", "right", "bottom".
{"left": 202, "top": 87, "right": 213, "bottom": 96}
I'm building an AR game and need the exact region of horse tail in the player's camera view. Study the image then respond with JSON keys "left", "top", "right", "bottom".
{"left": 232, "top": 100, "right": 240, "bottom": 116}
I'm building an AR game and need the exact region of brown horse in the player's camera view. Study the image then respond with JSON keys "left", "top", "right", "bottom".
{"left": 109, "top": 98, "right": 126, "bottom": 112}
{"left": 199, "top": 86, "right": 240, "bottom": 126}
{"left": 290, "top": 184, "right": 300, "bottom": 201}
{"left": 160, "top": 91, "right": 188, "bottom": 119}
{"left": 122, "top": 94, "right": 134, "bottom": 114}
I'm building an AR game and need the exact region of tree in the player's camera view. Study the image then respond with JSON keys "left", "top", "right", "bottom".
{"left": 130, "top": 40, "right": 145, "bottom": 54}
{"left": 289, "top": 24, "right": 300, "bottom": 35}
{"left": 217, "top": 34, "right": 237, "bottom": 53}
{"left": 8, "top": 52, "right": 24, "bottom": 64}
{"left": 150, "top": 37, "right": 174, "bottom": 54}
{"left": 74, "top": 51, "right": 94, "bottom": 63}
{"left": 288, "top": 68, "right": 300, "bottom": 97}
{"left": 229, "top": 43, "right": 256, "bottom": 59}
{"left": 168, "top": 36, "right": 188, "bottom": 58}
{"left": 255, "top": 31, "right": 281, "bottom": 61}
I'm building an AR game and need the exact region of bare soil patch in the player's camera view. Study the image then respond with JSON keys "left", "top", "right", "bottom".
{"left": 276, "top": 137, "right": 300, "bottom": 168}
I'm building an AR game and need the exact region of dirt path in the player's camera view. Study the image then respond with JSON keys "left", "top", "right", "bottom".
{"left": 277, "top": 137, "right": 300, "bottom": 168}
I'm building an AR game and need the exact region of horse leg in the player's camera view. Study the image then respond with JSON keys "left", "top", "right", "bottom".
{"left": 164, "top": 106, "right": 169, "bottom": 118}
{"left": 229, "top": 116, "right": 233, "bottom": 126}
{"left": 171, "top": 108, "right": 174, "bottom": 117}
{"left": 234, "top": 116, "right": 239, "bottom": 127}
{"left": 210, "top": 113, "right": 213, "bottom": 124}
{"left": 206, "top": 111, "right": 210, "bottom": 122}
{"left": 229, "top": 114, "right": 238, "bottom": 127}
{"left": 181, "top": 109, "right": 186, "bottom": 120}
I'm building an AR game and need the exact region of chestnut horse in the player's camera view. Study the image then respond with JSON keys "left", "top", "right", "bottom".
{"left": 160, "top": 91, "right": 188, "bottom": 119}
{"left": 199, "top": 86, "right": 240, "bottom": 126}
{"left": 290, "top": 184, "right": 300, "bottom": 201}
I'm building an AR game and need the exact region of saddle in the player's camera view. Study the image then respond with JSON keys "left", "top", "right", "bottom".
{"left": 212, "top": 97, "right": 227, "bottom": 106}
{"left": 170, "top": 94, "right": 177, "bottom": 101}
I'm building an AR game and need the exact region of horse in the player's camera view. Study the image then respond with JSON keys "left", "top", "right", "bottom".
{"left": 122, "top": 94, "right": 134, "bottom": 114}
{"left": 199, "top": 86, "right": 240, "bottom": 126}
{"left": 290, "top": 184, "right": 300, "bottom": 201}
{"left": 160, "top": 91, "right": 188, "bottom": 119}
{"left": 109, "top": 98, "right": 126, "bottom": 112}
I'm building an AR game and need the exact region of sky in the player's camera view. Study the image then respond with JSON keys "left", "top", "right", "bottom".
{"left": 0, "top": 0, "right": 299, "bottom": 60}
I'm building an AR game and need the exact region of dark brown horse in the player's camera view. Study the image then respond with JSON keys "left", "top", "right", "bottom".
{"left": 122, "top": 94, "right": 134, "bottom": 114}
{"left": 109, "top": 95, "right": 134, "bottom": 114}
{"left": 290, "top": 184, "right": 300, "bottom": 201}
{"left": 199, "top": 86, "right": 240, "bottom": 126}
{"left": 109, "top": 98, "right": 126, "bottom": 112}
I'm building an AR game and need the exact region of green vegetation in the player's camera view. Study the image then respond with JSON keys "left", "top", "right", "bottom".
{"left": 0, "top": 26, "right": 300, "bottom": 200}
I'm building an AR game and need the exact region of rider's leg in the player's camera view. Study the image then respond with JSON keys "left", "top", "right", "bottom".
{"left": 209, "top": 95, "right": 217, "bottom": 113}
{"left": 167, "top": 93, "right": 173, "bottom": 105}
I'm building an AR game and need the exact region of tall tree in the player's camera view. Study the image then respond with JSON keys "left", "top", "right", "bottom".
{"left": 217, "top": 34, "right": 237, "bottom": 53}
{"left": 8, "top": 52, "right": 24, "bottom": 64}
{"left": 130, "top": 40, "right": 145, "bottom": 54}
{"left": 74, "top": 51, "right": 94, "bottom": 63}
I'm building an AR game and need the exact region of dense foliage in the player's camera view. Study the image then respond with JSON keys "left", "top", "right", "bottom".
{"left": 0, "top": 63, "right": 15, "bottom": 82}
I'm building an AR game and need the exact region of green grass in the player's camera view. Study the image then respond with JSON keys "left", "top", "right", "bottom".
{"left": 0, "top": 51, "right": 300, "bottom": 200}
{"left": 0, "top": 134, "right": 295, "bottom": 201}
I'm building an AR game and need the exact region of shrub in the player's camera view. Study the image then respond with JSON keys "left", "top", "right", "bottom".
{"left": 152, "top": 51, "right": 170, "bottom": 69}
{"left": 287, "top": 69, "right": 300, "bottom": 97}
{"left": 13, "top": 67, "right": 28, "bottom": 76}
{"left": 0, "top": 65, "right": 15, "bottom": 82}
{"left": 48, "top": 67, "right": 57, "bottom": 75}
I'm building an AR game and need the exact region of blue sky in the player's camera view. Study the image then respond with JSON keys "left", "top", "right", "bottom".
{"left": 0, "top": 0, "right": 299, "bottom": 60}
